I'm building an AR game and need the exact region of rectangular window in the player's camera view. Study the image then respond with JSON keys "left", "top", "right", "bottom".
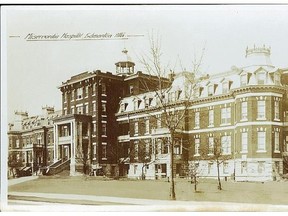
{"left": 134, "top": 141, "right": 139, "bottom": 159}
{"left": 241, "top": 132, "right": 248, "bottom": 152}
{"left": 134, "top": 122, "right": 138, "bottom": 135}
{"left": 257, "top": 131, "right": 266, "bottom": 151}
{"left": 93, "top": 122, "right": 97, "bottom": 133}
{"left": 223, "top": 162, "right": 229, "bottom": 174}
{"left": 77, "top": 106, "right": 83, "bottom": 114}
{"left": 77, "top": 88, "right": 83, "bottom": 99}
{"left": 275, "top": 131, "right": 280, "bottom": 152}
{"left": 209, "top": 110, "right": 214, "bottom": 126}
{"left": 71, "top": 90, "right": 75, "bottom": 101}
{"left": 64, "top": 92, "right": 67, "bottom": 103}
{"left": 274, "top": 101, "right": 280, "bottom": 120}
{"left": 16, "top": 139, "right": 20, "bottom": 148}
{"left": 85, "top": 104, "right": 89, "bottom": 114}
{"left": 93, "top": 102, "right": 96, "bottom": 113}
{"left": 240, "top": 74, "right": 247, "bottom": 86}
{"left": 145, "top": 119, "right": 150, "bottom": 134}
{"left": 134, "top": 165, "right": 138, "bottom": 174}
{"left": 145, "top": 140, "right": 150, "bottom": 155}
{"left": 174, "top": 139, "right": 181, "bottom": 155}
{"left": 102, "top": 103, "right": 106, "bottom": 113}
{"left": 195, "top": 112, "right": 200, "bottom": 128}
{"left": 102, "top": 83, "right": 106, "bottom": 95}
{"left": 71, "top": 107, "right": 74, "bottom": 114}
{"left": 221, "top": 135, "right": 231, "bottom": 154}
{"left": 221, "top": 107, "right": 231, "bottom": 124}
{"left": 102, "top": 124, "right": 107, "bottom": 136}
{"left": 194, "top": 138, "right": 200, "bottom": 156}
{"left": 241, "top": 101, "right": 248, "bottom": 120}
{"left": 257, "top": 100, "right": 266, "bottom": 119}
{"left": 92, "top": 83, "right": 96, "bottom": 95}
{"left": 102, "top": 145, "right": 107, "bottom": 159}
{"left": 208, "top": 137, "right": 214, "bottom": 155}
{"left": 85, "top": 86, "right": 89, "bottom": 98}
{"left": 208, "top": 162, "right": 213, "bottom": 174}
{"left": 93, "top": 144, "right": 97, "bottom": 158}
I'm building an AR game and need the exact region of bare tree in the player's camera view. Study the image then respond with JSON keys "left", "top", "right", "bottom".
{"left": 198, "top": 137, "right": 231, "bottom": 190}
{"left": 138, "top": 32, "right": 205, "bottom": 200}
{"left": 8, "top": 154, "right": 23, "bottom": 178}
{"left": 188, "top": 161, "right": 200, "bottom": 192}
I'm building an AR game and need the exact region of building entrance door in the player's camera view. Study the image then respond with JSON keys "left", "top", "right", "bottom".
{"left": 61, "top": 145, "right": 70, "bottom": 161}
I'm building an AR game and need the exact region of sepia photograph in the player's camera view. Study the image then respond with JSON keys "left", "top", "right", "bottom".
{"left": 1, "top": 4, "right": 288, "bottom": 212}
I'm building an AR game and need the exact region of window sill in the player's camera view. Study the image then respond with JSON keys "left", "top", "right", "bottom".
{"left": 101, "top": 94, "right": 107, "bottom": 97}
{"left": 256, "top": 150, "right": 267, "bottom": 153}
{"left": 102, "top": 158, "right": 107, "bottom": 160}
{"left": 208, "top": 125, "right": 214, "bottom": 128}
{"left": 256, "top": 118, "right": 266, "bottom": 121}
{"left": 101, "top": 135, "right": 107, "bottom": 138}
{"left": 240, "top": 118, "right": 248, "bottom": 122}
{"left": 207, "top": 153, "right": 214, "bottom": 156}
{"left": 274, "top": 150, "right": 280, "bottom": 153}
{"left": 240, "top": 151, "right": 248, "bottom": 154}
{"left": 220, "top": 123, "right": 231, "bottom": 127}
{"left": 194, "top": 154, "right": 200, "bottom": 157}
{"left": 194, "top": 126, "right": 200, "bottom": 129}
{"left": 274, "top": 118, "right": 281, "bottom": 122}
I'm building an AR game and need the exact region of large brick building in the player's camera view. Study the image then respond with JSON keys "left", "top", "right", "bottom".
{"left": 7, "top": 106, "right": 61, "bottom": 177}
{"left": 8, "top": 46, "right": 288, "bottom": 181}
{"left": 116, "top": 45, "right": 288, "bottom": 181}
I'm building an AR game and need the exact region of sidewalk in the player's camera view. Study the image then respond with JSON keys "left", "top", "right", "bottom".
{"left": 8, "top": 176, "right": 39, "bottom": 186}
{"left": 7, "top": 191, "right": 288, "bottom": 211}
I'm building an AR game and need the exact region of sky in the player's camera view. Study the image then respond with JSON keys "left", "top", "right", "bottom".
{"left": 3, "top": 5, "right": 288, "bottom": 122}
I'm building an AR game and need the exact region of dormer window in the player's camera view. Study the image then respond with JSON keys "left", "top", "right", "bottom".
{"left": 222, "top": 81, "right": 229, "bottom": 94}
{"left": 120, "top": 102, "right": 128, "bottom": 112}
{"left": 257, "top": 72, "right": 266, "bottom": 85}
{"left": 208, "top": 85, "right": 214, "bottom": 96}
{"left": 240, "top": 74, "right": 247, "bottom": 86}
{"left": 208, "top": 84, "right": 217, "bottom": 96}
{"left": 133, "top": 99, "right": 141, "bottom": 110}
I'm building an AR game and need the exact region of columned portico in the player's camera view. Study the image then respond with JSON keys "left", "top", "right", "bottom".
{"left": 53, "top": 114, "right": 92, "bottom": 176}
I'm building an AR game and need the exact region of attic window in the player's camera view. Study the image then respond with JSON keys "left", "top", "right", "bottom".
{"left": 240, "top": 74, "right": 247, "bottom": 87}
{"left": 258, "top": 72, "right": 265, "bottom": 85}
{"left": 208, "top": 85, "right": 214, "bottom": 96}
{"left": 222, "top": 81, "right": 231, "bottom": 94}
{"left": 134, "top": 99, "right": 141, "bottom": 110}
{"left": 120, "top": 103, "right": 128, "bottom": 112}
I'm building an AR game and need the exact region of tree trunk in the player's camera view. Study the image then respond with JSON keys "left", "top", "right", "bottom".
{"left": 217, "top": 161, "right": 222, "bottom": 190}
{"left": 170, "top": 135, "right": 176, "bottom": 200}
{"left": 141, "top": 164, "right": 145, "bottom": 180}
{"left": 194, "top": 176, "right": 197, "bottom": 192}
